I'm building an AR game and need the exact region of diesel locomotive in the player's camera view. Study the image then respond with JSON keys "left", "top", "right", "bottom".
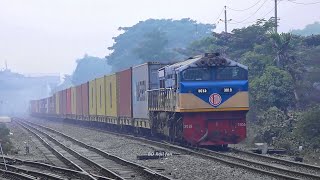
{"left": 30, "top": 53, "right": 249, "bottom": 148}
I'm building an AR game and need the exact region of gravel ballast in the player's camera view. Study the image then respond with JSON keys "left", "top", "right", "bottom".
{"left": 25, "top": 117, "right": 277, "bottom": 180}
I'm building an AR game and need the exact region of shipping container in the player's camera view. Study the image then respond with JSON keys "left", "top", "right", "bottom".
{"left": 105, "top": 74, "right": 117, "bottom": 117}
{"left": 89, "top": 80, "right": 97, "bottom": 116}
{"left": 30, "top": 100, "right": 36, "bottom": 114}
{"left": 55, "top": 92, "right": 60, "bottom": 115}
{"left": 36, "top": 100, "right": 39, "bottom": 113}
{"left": 48, "top": 95, "right": 55, "bottom": 114}
{"left": 76, "top": 85, "right": 82, "bottom": 116}
{"left": 39, "top": 98, "right": 48, "bottom": 114}
{"left": 117, "top": 68, "right": 132, "bottom": 118}
{"left": 71, "top": 87, "right": 76, "bottom": 115}
{"left": 96, "top": 76, "right": 106, "bottom": 116}
{"left": 61, "top": 90, "right": 67, "bottom": 115}
{"left": 81, "top": 82, "right": 89, "bottom": 116}
{"left": 66, "top": 88, "right": 72, "bottom": 115}
{"left": 132, "top": 63, "right": 163, "bottom": 119}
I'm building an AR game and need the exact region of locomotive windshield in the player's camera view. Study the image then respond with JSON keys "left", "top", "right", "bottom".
{"left": 181, "top": 68, "right": 211, "bottom": 81}
{"left": 216, "top": 66, "right": 247, "bottom": 80}
{"left": 181, "top": 66, "right": 247, "bottom": 81}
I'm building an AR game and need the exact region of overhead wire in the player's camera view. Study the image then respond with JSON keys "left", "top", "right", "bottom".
{"left": 287, "top": 0, "right": 320, "bottom": 5}
{"left": 214, "top": 7, "right": 225, "bottom": 23}
{"left": 229, "top": 1, "right": 281, "bottom": 25}
{"left": 229, "top": 0, "right": 269, "bottom": 24}
{"left": 227, "top": 0, "right": 264, "bottom": 12}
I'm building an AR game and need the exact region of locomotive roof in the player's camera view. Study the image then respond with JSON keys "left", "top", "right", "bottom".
{"left": 163, "top": 54, "right": 248, "bottom": 72}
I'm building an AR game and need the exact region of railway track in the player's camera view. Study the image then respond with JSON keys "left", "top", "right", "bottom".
{"left": 15, "top": 119, "right": 172, "bottom": 180}
{"left": 21, "top": 117, "right": 320, "bottom": 180}
{"left": 1, "top": 156, "right": 99, "bottom": 179}
{"left": 0, "top": 168, "right": 36, "bottom": 180}
{"left": 229, "top": 147, "right": 320, "bottom": 177}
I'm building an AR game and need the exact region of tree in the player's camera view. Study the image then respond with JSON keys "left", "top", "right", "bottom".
{"left": 133, "top": 29, "right": 174, "bottom": 62}
{"left": 106, "top": 18, "right": 215, "bottom": 71}
{"left": 71, "top": 54, "right": 111, "bottom": 85}
{"left": 240, "top": 51, "right": 273, "bottom": 78}
{"left": 291, "top": 22, "right": 320, "bottom": 36}
{"left": 255, "top": 107, "right": 289, "bottom": 144}
{"left": 295, "top": 106, "right": 320, "bottom": 149}
{"left": 251, "top": 66, "right": 295, "bottom": 111}
{"left": 269, "top": 32, "right": 306, "bottom": 106}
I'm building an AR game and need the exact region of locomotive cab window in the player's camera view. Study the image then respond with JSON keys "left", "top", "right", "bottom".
{"left": 181, "top": 68, "right": 211, "bottom": 81}
{"left": 216, "top": 66, "right": 247, "bottom": 80}
{"left": 181, "top": 66, "right": 247, "bottom": 81}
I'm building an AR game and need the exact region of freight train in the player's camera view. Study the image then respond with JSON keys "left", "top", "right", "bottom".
{"left": 30, "top": 53, "right": 249, "bottom": 148}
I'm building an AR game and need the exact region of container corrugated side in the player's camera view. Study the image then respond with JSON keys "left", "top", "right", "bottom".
{"left": 105, "top": 74, "right": 117, "bottom": 117}
{"left": 55, "top": 92, "right": 60, "bottom": 115}
{"left": 76, "top": 85, "right": 82, "bottom": 116}
{"left": 117, "top": 68, "right": 132, "bottom": 118}
{"left": 71, "top": 87, "right": 76, "bottom": 115}
{"left": 66, "top": 88, "right": 72, "bottom": 115}
{"left": 89, "top": 80, "right": 97, "bottom": 116}
{"left": 62, "top": 90, "right": 67, "bottom": 115}
{"left": 96, "top": 76, "right": 106, "bottom": 116}
{"left": 82, "top": 82, "right": 89, "bottom": 116}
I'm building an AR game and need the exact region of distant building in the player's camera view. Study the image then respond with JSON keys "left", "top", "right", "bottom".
{"left": 0, "top": 69, "right": 60, "bottom": 115}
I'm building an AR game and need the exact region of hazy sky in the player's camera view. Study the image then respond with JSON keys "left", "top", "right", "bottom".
{"left": 0, "top": 0, "right": 319, "bottom": 75}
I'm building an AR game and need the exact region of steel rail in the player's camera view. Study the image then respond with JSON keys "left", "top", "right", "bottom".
{"left": 15, "top": 121, "right": 104, "bottom": 180}
{"left": 230, "top": 147, "right": 320, "bottom": 174}
{"left": 2, "top": 156, "right": 107, "bottom": 180}
{"left": 0, "top": 163, "right": 64, "bottom": 180}
{"left": 27, "top": 118, "right": 320, "bottom": 180}
{"left": 0, "top": 168, "right": 36, "bottom": 180}
{"left": 17, "top": 119, "right": 172, "bottom": 180}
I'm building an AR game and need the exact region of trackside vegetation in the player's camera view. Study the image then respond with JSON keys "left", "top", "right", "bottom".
{"left": 0, "top": 124, "right": 12, "bottom": 154}
{"left": 68, "top": 18, "right": 320, "bottom": 161}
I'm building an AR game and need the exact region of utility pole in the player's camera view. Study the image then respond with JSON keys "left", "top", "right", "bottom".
{"left": 224, "top": 5, "right": 228, "bottom": 33}
{"left": 275, "top": 0, "right": 278, "bottom": 33}
{"left": 219, "top": 6, "right": 232, "bottom": 33}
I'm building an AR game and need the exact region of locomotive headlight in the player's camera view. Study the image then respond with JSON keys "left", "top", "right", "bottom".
{"left": 223, "top": 87, "right": 233, "bottom": 93}
{"left": 197, "top": 88, "right": 208, "bottom": 94}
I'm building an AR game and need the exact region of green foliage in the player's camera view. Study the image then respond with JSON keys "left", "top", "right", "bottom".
{"left": 251, "top": 66, "right": 295, "bottom": 111}
{"left": 240, "top": 51, "right": 273, "bottom": 78}
{"left": 182, "top": 19, "right": 320, "bottom": 153}
{"left": 106, "top": 18, "right": 215, "bottom": 71}
{"left": 0, "top": 124, "right": 12, "bottom": 154}
{"left": 178, "top": 36, "right": 221, "bottom": 57}
{"left": 291, "top": 22, "right": 320, "bottom": 36}
{"left": 255, "top": 107, "right": 289, "bottom": 144}
{"left": 304, "top": 35, "right": 320, "bottom": 47}
{"left": 295, "top": 106, "right": 320, "bottom": 149}
{"left": 133, "top": 29, "right": 175, "bottom": 62}
{"left": 72, "top": 54, "right": 111, "bottom": 86}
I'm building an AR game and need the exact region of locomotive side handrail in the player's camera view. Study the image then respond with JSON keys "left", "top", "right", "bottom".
{"left": 148, "top": 88, "right": 176, "bottom": 112}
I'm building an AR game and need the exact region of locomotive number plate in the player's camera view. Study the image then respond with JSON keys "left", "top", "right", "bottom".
{"left": 223, "top": 87, "right": 233, "bottom": 93}
{"left": 237, "top": 123, "right": 246, "bottom": 127}
{"left": 197, "top": 88, "right": 208, "bottom": 93}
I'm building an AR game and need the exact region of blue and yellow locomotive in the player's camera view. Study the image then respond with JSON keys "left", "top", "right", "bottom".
{"left": 149, "top": 53, "right": 249, "bottom": 147}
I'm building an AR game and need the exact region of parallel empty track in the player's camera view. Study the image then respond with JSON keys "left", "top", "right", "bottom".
{"left": 15, "top": 119, "right": 172, "bottom": 180}
{"left": 1, "top": 156, "right": 98, "bottom": 179}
